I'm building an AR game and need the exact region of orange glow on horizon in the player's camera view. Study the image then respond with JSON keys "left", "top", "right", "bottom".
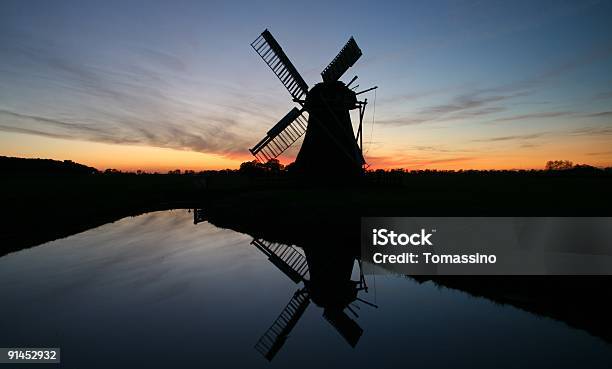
{"left": 1, "top": 131, "right": 611, "bottom": 172}
{"left": 0, "top": 132, "right": 250, "bottom": 172}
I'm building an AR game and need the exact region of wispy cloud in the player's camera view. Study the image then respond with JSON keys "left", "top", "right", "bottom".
{"left": 570, "top": 126, "right": 612, "bottom": 136}
{"left": 580, "top": 111, "right": 612, "bottom": 118}
{"left": 593, "top": 90, "right": 612, "bottom": 101}
{"left": 472, "top": 132, "right": 547, "bottom": 143}
{"left": 378, "top": 85, "right": 463, "bottom": 105}
{"left": 411, "top": 145, "right": 474, "bottom": 154}
{"left": 379, "top": 38, "right": 612, "bottom": 128}
{"left": 492, "top": 110, "right": 612, "bottom": 122}
{"left": 136, "top": 47, "right": 187, "bottom": 72}
{"left": 0, "top": 31, "right": 271, "bottom": 157}
{"left": 472, "top": 125, "right": 612, "bottom": 143}
{"left": 0, "top": 109, "right": 250, "bottom": 156}
{"left": 493, "top": 111, "right": 575, "bottom": 122}
{"left": 378, "top": 91, "right": 519, "bottom": 126}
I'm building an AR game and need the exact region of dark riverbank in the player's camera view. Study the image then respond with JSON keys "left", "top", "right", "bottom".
{"left": 1, "top": 173, "right": 201, "bottom": 255}
{"left": 3, "top": 163, "right": 612, "bottom": 256}
{"left": 199, "top": 170, "right": 612, "bottom": 245}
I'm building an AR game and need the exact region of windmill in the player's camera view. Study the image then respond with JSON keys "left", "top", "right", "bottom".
{"left": 249, "top": 29, "right": 377, "bottom": 178}
{"left": 251, "top": 238, "right": 377, "bottom": 361}
{"left": 190, "top": 209, "right": 377, "bottom": 359}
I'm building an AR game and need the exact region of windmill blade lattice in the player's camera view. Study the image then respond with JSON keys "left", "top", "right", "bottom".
{"left": 254, "top": 289, "right": 310, "bottom": 361}
{"left": 251, "top": 30, "right": 309, "bottom": 101}
{"left": 321, "top": 37, "right": 362, "bottom": 82}
{"left": 249, "top": 108, "right": 308, "bottom": 163}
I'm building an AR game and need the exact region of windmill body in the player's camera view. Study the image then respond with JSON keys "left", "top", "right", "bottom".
{"left": 295, "top": 81, "right": 364, "bottom": 177}
{"left": 249, "top": 29, "right": 375, "bottom": 179}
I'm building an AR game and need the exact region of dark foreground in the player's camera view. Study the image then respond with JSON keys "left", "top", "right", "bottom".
{"left": 2, "top": 168, "right": 612, "bottom": 349}
{"left": 3, "top": 168, "right": 612, "bottom": 255}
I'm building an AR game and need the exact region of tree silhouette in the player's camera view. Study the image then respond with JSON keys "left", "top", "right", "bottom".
{"left": 263, "top": 158, "right": 284, "bottom": 173}
{"left": 545, "top": 160, "right": 574, "bottom": 170}
{"left": 239, "top": 159, "right": 285, "bottom": 176}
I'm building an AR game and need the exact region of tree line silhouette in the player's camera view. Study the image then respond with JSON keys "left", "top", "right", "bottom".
{"left": 0, "top": 156, "right": 98, "bottom": 176}
{"left": 2, "top": 155, "right": 611, "bottom": 178}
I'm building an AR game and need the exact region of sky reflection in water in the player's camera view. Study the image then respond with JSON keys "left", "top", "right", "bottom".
{"left": 0, "top": 210, "right": 610, "bottom": 368}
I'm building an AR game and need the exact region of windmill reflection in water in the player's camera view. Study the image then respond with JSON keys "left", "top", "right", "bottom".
{"left": 192, "top": 209, "right": 378, "bottom": 361}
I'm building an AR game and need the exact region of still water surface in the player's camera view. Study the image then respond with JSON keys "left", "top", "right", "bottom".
{"left": 0, "top": 210, "right": 610, "bottom": 368}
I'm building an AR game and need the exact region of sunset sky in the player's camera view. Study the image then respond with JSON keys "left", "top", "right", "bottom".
{"left": 1, "top": 0, "right": 611, "bottom": 171}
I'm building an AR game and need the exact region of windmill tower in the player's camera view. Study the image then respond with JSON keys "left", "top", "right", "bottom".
{"left": 249, "top": 29, "right": 377, "bottom": 178}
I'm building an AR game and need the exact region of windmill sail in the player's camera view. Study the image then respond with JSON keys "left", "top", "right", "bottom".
{"left": 254, "top": 289, "right": 310, "bottom": 361}
{"left": 321, "top": 37, "right": 362, "bottom": 82}
{"left": 251, "top": 239, "right": 309, "bottom": 283}
{"left": 323, "top": 309, "right": 363, "bottom": 347}
{"left": 251, "top": 29, "right": 309, "bottom": 100}
{"left": 249, "top": 108, "right": 308, "bottom": 163}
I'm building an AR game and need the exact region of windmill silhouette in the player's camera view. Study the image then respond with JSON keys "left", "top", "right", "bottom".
{"left": 192, "top": 210, "right": 378, "bottom": 360}
{"left": 251, "top": 238, "right": 377, "bottom": 361}
{"left": 249, "top": 29, "right": 377, "bottom": 178}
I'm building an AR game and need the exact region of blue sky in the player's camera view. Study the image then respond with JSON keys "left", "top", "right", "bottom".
{"left": 1, "top": 0, "right": 611, "bottom": 169}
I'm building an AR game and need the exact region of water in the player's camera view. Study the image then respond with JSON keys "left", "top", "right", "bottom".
{"left": 0, "top": 210, "right": 610, "bottom": 368}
